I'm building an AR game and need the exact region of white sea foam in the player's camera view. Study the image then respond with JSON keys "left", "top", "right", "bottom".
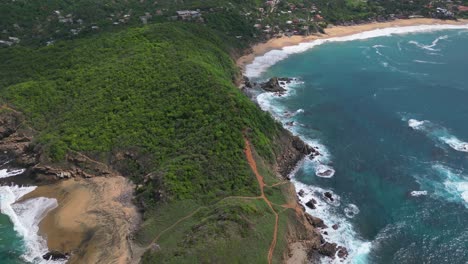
{"left": 292, "top": 181, "right": 371, "bottom": 263}
{"left": 0, "top": 185, "right": 64, "bottom": 263}
{"left": 413, "top": 59, "right": 445, "bottom": 64}
{"left": 315, "top": 164, "right": 336, "bottom": 178}
{"left": 245, "top": 24, "right": 468, "bottom": 78}
{"left": 408, "top": 35, "right": 448, "bottom": 51}
{"left": 295, "top": 108, "right": 305, "bottom": 114}
{"left": 408, "top": 119, "right": 425, "bottom": 129}
{"left": 406, "top": 118, "right": 468, "bottom": 153}
{"left": 344, "top": 204, "right": 360, "bottom": 218}
{"left": 440, "top": 136, "right": 468, "bottom": 152}
{"left": 255, "top": 78, "right": 362, "bottom": 261}
{"left": 431, "top": 164, "right": 468, "bottom": 207}
{"left": 0, "top": 168, "right": 26, "bottom": 179}
{"left": 410, "top": 190, "right": 428, "bottom": 197}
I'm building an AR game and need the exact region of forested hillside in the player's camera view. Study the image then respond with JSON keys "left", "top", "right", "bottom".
{"left": 2, "top": 0, "right": 465, "bottom": 47}
{"left": 1, "top": 0, "right": 466, "bottom": 263}
{"left": 0, "top": 21, "right": 304, "bottom": 262}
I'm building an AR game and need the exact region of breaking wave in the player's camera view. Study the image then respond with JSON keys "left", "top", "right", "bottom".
{"left": 245, "top": 25, "right": 468, "bottom": 78}
{"left": 293, "top": 181, "right": 371, "bottom": 263}
{"left": 0, "top": 168, "right": 26, "bottom": 179}
{"left": 0, "top": 185, "right": 64, "bottom": 263}
{"left": 415, "top": 164, "right": 468, "bottom": 207}
{"left": 407, "top": 119, "right": 468, "bottom": 152}
{"left": 408, "top": 35, "right": 448, "bottom": 51}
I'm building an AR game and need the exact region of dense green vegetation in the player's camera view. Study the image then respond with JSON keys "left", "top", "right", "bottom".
{"left": 0, "top": 20, "right": 295, "bottom": 262}
{"left": 2, "top": 0, "right": 463, "bottom": 47}
{"left": 2, "top": 0, "right": 466, "bottom": 262}
{"left": 0, "top": 23, "right": 280, "bottom": 202}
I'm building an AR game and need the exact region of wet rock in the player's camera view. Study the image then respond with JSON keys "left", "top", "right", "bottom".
{"left": 292, "top": 136, "right": 314, "bottom": 155}
{"left": 332, "top": 224, "right": 339, "bottom": 230}
{"left": 261, "top": 77, "right": 286, "bottom": 93}
{"left": 243, "top": 76, "right": 252, "bottom": 88}
{"left": 305, "top": 213, "right": 327, "bottom": 228}
{"left": 337, "top": 246, "right": 349, "bottom": 259}
{"left": 278, "top": 77, "right": 294, "bottom": 83}
{"left": 318, "top": 242, "right": 338, "bottom": 257}
{"left": 43, "top": 250, "right": 68, "bottom": 261}
{"left": 324, "top": 192, "right": 334, "bottom": 202}
{"left": 305, "top": 200, "right": 316, "bottom": 209}
{"left": 298, "top": 189, "right": 305, "bottom": 197}
{"left": 285, "top": 121, "right": 294, "bottom": 126}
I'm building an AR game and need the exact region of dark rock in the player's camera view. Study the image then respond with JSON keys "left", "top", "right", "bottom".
{"left": 318, "top": 242, "right": 338, "bottom": 257}
{"left": 298, "top": 189, "right": 305, "bottom": 197}
{"left": 261, "top": 77, "right": 286, "bottom": 93}
{"left": 305, "top": 213, "right": 327, "bottom": 228}
{"left": 323, "top": 231, "right": 328, "bottom": 235}
{"left": 278, "top": 77, "right": 294, "bottom": 83}
{"left": 337, "top": 246, "right": 349, "bottom": 259}
{"left": 243, "top": 76, "right": 252, "bottom": 88}
{"left": 285, "top": 121, "right": 294, "bottom": 126}
{"left": 305, "top": 200, "right": 316, "bottom": 209}
{"left": 324, "top": 192, "right": 334, "bottom": 202}
{"left": 332, "top": 224, "right": 339, "bottom": 230}
{"left": 292, "top": 136, "right": 314, "bottom": 155}
{"left": 43, "top": 251, "right": 68, "bottom": 261}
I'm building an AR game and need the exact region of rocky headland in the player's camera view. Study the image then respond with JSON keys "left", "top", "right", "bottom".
{"left": 0, "top": 108, "right": 141, "bottom": 263}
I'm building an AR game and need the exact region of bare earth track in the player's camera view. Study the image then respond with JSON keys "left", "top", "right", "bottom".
{"left": 146, "top": 138, "right": 291, "bottom": 264}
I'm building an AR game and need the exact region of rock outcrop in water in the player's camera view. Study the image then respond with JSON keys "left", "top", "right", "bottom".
{"left": 261, "top": 77, "right": 286, "bottom": 93}
{"left": 43, "top": 251, "right": 68, "bottom": 261}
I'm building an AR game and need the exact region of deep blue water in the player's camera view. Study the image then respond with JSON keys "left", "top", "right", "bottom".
{"left": 256, "top": 29, "right": 468, "bottom": 263}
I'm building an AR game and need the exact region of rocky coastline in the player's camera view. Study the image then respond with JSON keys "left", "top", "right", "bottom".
{"left": 241, "top": 77, "right": 349, "bottom": 262}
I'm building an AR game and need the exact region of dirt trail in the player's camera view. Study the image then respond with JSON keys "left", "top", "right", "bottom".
{"left": 145, "top": 139, "right": 283, "bottom": 264}
{"left": 147, "top": 195, "right": 262, "bottom": 246}
{"left": 244, "top": 139, "right": 279, "bottom": 264}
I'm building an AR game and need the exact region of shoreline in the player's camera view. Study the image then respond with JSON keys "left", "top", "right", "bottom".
{"left": 238, "top": 18, "right": 468, "bottom": 263}
{"left": 237, "top": 18, "right": 468, "bottom": 71}
{"left": 20, "top": 176, "right": 141, "bottom": 264}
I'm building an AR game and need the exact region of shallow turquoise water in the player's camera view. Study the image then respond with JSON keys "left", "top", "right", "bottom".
{"left": 257, "top": 29, "right": 468, "bottom": 263}
{"left": 0, "top": 213, "right": 25, "bottom": 263}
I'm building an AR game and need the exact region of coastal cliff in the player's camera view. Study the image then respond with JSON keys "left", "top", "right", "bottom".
{"left": 0, "top": 21, "right": 334, "bottom": 263}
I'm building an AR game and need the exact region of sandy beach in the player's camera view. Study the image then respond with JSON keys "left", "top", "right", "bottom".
{"left": 21, "top": 176, "right": 140, "bottom": 264}
{"left": 237, "top": 18, "right": 468, "bottom": 70}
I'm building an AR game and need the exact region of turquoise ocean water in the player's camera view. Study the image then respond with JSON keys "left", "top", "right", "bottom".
{"left": 249, "top": 26, "right": 468, "bottom": 263}
{"left": 0, "top": 162, "right": 59, "bottom": 263}
{"left": 1, "top": 26, "right": 468, "bottom": 264}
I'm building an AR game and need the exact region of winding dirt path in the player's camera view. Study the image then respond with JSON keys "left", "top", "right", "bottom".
{"left": 145, "top": 139, "right": 282, "bottom": 264}
{"left": 147, "top": 196, "right": 262, "bottom": 246}
{"left": 244, "top": 139, "right": 279, "bottom": 264}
